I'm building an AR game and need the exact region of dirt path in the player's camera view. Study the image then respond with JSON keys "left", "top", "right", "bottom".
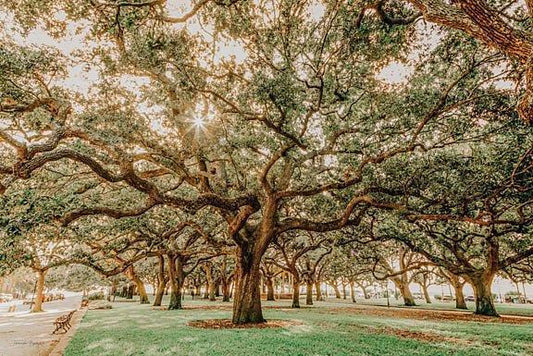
{"left": 0, "top": 296, "right": 81, "bottom": 356}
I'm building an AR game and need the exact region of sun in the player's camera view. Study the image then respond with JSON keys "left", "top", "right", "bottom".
{"left": 192, "top": 115, "right": 205, "bottom": 129}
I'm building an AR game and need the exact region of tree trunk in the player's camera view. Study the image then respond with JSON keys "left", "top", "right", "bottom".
{"left": 232, "top": 248, "right": 264, "bottom": 324}
{"left": 215, "top": 281, "right": 221, "bottom": 297}
{"left": 342, "top": 283, "right": 347, "bottom": 299}
{"left": 195, "top": 284, "right": 201, "bottom": 298}
{"left": 126, "top": 284, "right": 134, "bottom": 299}
{"left": 204, "top": 265, "right": 216, "bottom": 301}
{"left": 111, "top": 280, "right": 117, "bottom": 302}
{"left": 222, "top": 279, "right": 231, "bottom": 302}
{"left": 265, "top": 277, "right": 275, "bottom": 301}
{"left": 153, "top": 280, "right": 166, "bottom": 307}
{"left": 209, "top": 283, "right": 216, "bottom": 301}
{"left": 153, "top": 256, "right": 166, "bottom": 307}
{"left": 203, "top": 282, "right": 209, "bottom": 299}
{"left": 471, "top": 275, "right": 498, "bottom": 316}
{"left": 167, "top": 256, "right": 183, "bottom": 310}
{"left": 454, "top": 282, "right": 467, "bottom": 310}
{"left": 331, "top": 281, "right": 341, "bottom": 299}
{"left": 350, "top": 281, "right": 356, "bottom": 303}
{"left": 32, "top": 270, "right": 46, "bottom": 313}
{"left": 136, "top": 280, "right": 150, "bottom": 304}
{"left": 292, "top": 277, "right": 300, "bottom": 308}
{"left": 126, "top": 266, "right": 149, "bottom": 304}
{"left": 356, "top": 282, "right": 369, "bottom": 299}
{"left": 394, "top": 279, "right": 416, "bottom": 306}
{"left": 421, "top": 283, "right": 431, "bottom": 304}
{"left": 315, "top": 281, "right": 323, "bottom": 301}
{"left": 306, "top": 281, "right": 313, "bottom": 305}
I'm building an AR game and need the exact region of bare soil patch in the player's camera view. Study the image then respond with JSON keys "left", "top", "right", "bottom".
{"left": 371, "top": 326, "right": 467, "bottom": 344}
{"left": 188, "top": 319, "right": 302, "bottom": 329}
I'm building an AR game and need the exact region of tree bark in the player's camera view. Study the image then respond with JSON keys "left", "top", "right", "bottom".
{"left": 126, "top": 266, "right": 149, "bottom": 304}
{"left": 393, "top": 279, "right": 416, "bottom": 306}
{"left": 194, "top": 284, "right": 201, "bottom": 298}
{"left": 470, "top": 274, "right": 498, "bottom": 316}
{"left": 153, "top": 279, "right": 166, "bottom": 307}
{"left": 215, "top": 281, "right": 221, "bottom": 297}
{"left": 222, "top": 281, "right": 231, "bottom": 302}
{"left": 306, "top": 281, "right": 313, "bottom": 305}
{"left": 32, "top": 270, "right": 46, "bottom": 313}
{"left": 349, "top": 281, "right": 356, "bottom": 303}
{"left": 342, "top": 283, "right": 347, "bottom": 299}
{"left": 454, "top": 282, "right": 467, "bottom": 310}
{"left": 126, "top": 284, "right": 134, "bottom": 299}
{"left": 331, "top": 281, "right": 341, "bottom": 299}
{"left": 265, "top": 277, "right": 275, "bottom": 301}
{"left": 421, "top": 283, "right": 431, "bottom": 304}
{"left": 153, "top": 256, "right": 166, "bottom": 307}
{"left": 136, "top": 279, "right": 150, "bottom": 304}
{"left": 167, "top": 255, "right": 183, "bottom": 310}
{"left": 315, "top": 281, "right": 323, "bottom": 301}
{"left": 291, "top": 276, "right": 300, "bottom": 308}
{"left": 356, "top": 282, "right": 369, "bottom": 299}
{"left": 204, "top": 265, "right": 216, "bottom": 301}
{"left": 232, "top": 248, "right": 265, "bottom": 324}
{"left": 203, "top": 282, "right": 209, "bottom": 299}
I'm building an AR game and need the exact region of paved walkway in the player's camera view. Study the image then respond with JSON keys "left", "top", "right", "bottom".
{"left": 0, "top": 296, "right": 81, "bottom": 356}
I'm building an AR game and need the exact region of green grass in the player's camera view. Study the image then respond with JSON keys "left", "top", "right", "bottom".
{"left": 65, "top": 297, "right": 533, "bottom": 356}
{"left": 354, "top": 298, "right": 533, "bottom": 316}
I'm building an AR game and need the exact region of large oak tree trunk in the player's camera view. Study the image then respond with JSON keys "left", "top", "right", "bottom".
{"left": 194, "top": 284, "right": 201, "bottom": 298}
{"left": 454, "top": 282, "right": 467, "bottom": 310}
{"left": 360, "top": 285, "right": 369, "bottom": 299}
{"left": 126, "top": 266, "right": 149, "bottom": 304}
{"left": 221, "top": 278, "right": 231, "bottom": 302}
{"left": 421, "top": 283, "right": 431, "bottom": 304}
{"left": 232, "top": 248, "right": 264, "bottom": 324}
{"left": 204, "top": 265, "right": 216, "bottom": 301}
{"left": 203, "top": 282, "right": 209, "bottom": 299}
{"left": 331, "top": 281, "right": 341, "bottom": 299}
{"left": 215, "top": 281, "right": 221, "bottom": 297}
{"left": 153, "top": 280, "right": 166, "bottom": 307}
{"left": 342, "top": 283, "right": 347, "bottom": 299}
{"left": 394, "top": 279, "right": 416, "bottom": 306}
{"left": 471, "top": 274, "right": 498, "bottom": 316}
{"left": 153, "top": 256, "right": 167, "bottom": 307}
{"left": 222, "top": 284, "right": 231, "bottom": 302}
{"left": 209, "top": 283, "right": 216, "bottom": 301}
{"left": 349, "top": 281, "right": 356, "bottom": 303}
{"left": 168, "top": 256, "right": 184, "bottom": 310}
{"left": 265, "top": 277, "right": 275, "bottom": 301}
{"left": 442, "top": 270, "right": 467, "bottom": 310}
{"left": 315, "top": 281, "right": 323, "bottom": 301}
{"left": 306, "top": 281, "right": 313, "bottom": 305}
{"left": 126, "top": 283, "right": 134, "bottom": 299}
{"left": 136, "top": 280, "right": 150, "bottom": 304}
{"left": 291, "top": 277, "right": 300, "bottom": 308}
{"left": 32, "top": 270, "right": 46, "bottom": 313}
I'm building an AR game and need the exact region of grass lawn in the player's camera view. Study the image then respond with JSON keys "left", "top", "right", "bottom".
{"left": 65, "top": 297, "right": 533, "bottom": 356}
{"left": 355, "top": 298, "right": 533, "bottom": 317}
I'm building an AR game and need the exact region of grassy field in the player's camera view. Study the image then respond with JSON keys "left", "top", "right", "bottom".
{"left": 355, "top": 298, "right": 533, "bottom": 317}
{"left": 65, "top": 297, "right": 533, "bottom": 356}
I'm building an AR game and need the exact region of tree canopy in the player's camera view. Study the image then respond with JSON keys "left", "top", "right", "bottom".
{"left": 0, "top": 0, "right": 531, "bottom": 322}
